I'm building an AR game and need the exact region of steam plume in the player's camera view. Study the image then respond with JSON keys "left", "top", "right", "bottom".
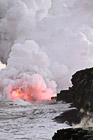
{"left": 0, "top": 0, "right": 93, "bottom": 101}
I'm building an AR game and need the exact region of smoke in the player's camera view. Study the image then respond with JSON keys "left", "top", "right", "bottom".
{"left": 0, "top": 0, "right": 93, "bottom": 102}
{"left": 0, "top": 40, "right": 56, "bottom": 101}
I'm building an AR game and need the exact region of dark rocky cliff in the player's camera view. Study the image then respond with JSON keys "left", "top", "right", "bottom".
{"left": 52, "top": 68, "right": 93, "bottom": 140}
{"left": 52, "top": 128, "right": 93, "bottom": 140}
{"left": 57, "top": 67, "right": 93, "bottom": 112}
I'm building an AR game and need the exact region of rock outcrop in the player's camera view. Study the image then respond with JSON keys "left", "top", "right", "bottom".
{"left": 53, "top": 68, "right": 93, "bottom": 140}
{"left": 57, "top": 67, "right": 93, "bottom": 112}
{"left": 52, "top": 128, "right": 93, "bottom": 140}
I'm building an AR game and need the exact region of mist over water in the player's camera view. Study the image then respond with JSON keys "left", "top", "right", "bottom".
{"left": 0, "top": 0, "right": 93, "bottom": 101}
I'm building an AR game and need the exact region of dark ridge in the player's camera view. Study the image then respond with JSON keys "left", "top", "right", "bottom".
{"left": 57, "top": 67, "right": 93, "bottom": 112}
{"left": 54, "top": 109, "right": 83, "bottom": 125}
{"left": 52, "top": 68, "right": 93, "bottom": 140}
{"left": 52, "top": 128, "right": 93, "bottom": 140}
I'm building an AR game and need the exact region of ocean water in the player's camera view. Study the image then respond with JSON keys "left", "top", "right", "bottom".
{"left": 0, "top": 100, "right": 70, "bottom": 140}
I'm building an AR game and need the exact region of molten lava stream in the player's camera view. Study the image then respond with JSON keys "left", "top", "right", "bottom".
{"left": 10, "top": 86, "right": 57, "bottom": 103}
{"left": 10, "top": 89, "right": 33, "bottom": 102}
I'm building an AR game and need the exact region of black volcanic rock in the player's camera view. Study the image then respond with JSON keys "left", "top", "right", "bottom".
{"left": 53, "top": 68, "right": 93, "bottom": 140}
{"left": 52, "top": 128, "right": 93, "bottom": 140}
{"left": 54, "top": 109, "right": 83, "bottom": 125}
{"left": 57, "top": 67, "right": 93, "bottom": 112}
{"left": 57, "top": 90, "right": 73, "bottom": 103}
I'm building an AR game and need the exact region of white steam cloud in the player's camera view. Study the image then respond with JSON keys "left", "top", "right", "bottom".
{"left": 0, "top": 0, "right": 93, "bottom": 101}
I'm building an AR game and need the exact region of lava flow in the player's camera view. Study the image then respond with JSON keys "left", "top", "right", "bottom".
{"left": 10, "top": 88, "right": 33, "bottom": 102}
{"left": 10, "top": 85, "right": 57, "bottom": 103}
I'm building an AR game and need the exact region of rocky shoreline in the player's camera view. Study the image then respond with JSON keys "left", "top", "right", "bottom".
{"left": 57, "top": 67, "right": 93, "bottom": 111}
{"left": 52, "top": 68, "right": 93, "bottom": 140}
{"left": 52, "top": 128, "right": 93, "bottom": 140}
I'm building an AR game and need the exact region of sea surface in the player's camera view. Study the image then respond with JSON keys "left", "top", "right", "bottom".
{"left": 0, "top": 99, "right": 70, "bottom": 140}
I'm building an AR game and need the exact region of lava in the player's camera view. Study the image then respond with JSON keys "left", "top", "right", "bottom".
{"left": 10, "top": 85, "right": 56, "bottom": 103}
{"left": 15, "top": 92, "right": 19, "bottom": 97}
{"left": 10, "top": 88, "right": 33, "bottom": 102}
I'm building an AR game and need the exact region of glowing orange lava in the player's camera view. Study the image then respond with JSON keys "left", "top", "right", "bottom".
{"left": 10, "top": 88, "right": 33, "bottom": 102}
{"left": 10, "top": 86, "right": 56, "bottom": 103}
{"left": 15, "top": 92, "right": 19, "bottom": 96}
